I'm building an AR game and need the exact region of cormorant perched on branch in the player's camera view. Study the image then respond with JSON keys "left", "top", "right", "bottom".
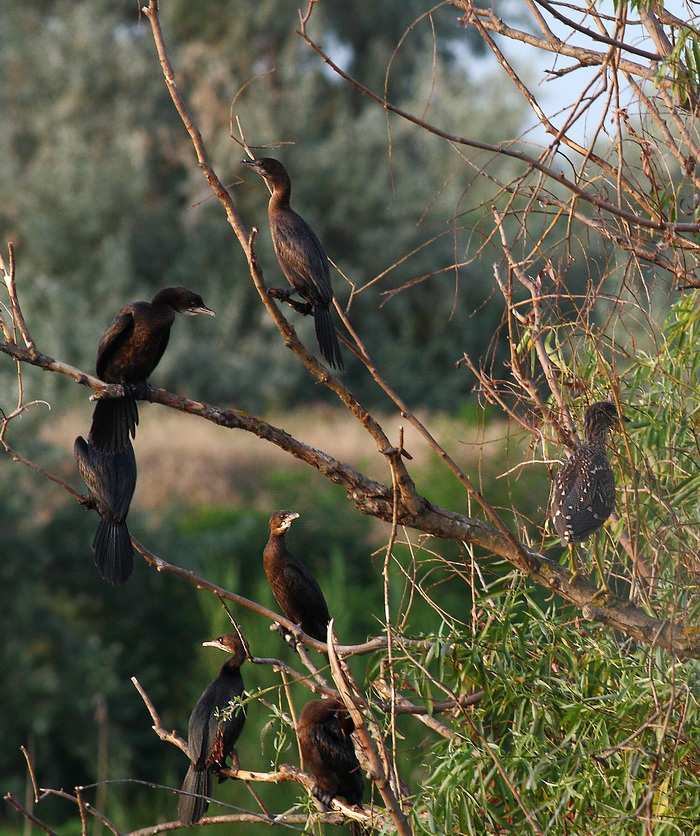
{"left": 89, "top": 286, "right": 215, "bottom": 453}
{"left": 551, "top": 400, "right": 628, "bottom": 544}
{"left": 263, "top": 510, "right": 330, "bottom": 649}
{"left": 178, "top": 633, "right": 247, "bottom": 827}
{"left": 297, "top": 697, "right": 364, "bottom": 828}
{"left": 74, "top": 435, "right": 137, "bottom": 585}
{"left": 241, "top": 157, "right": 344, "bottom": 370}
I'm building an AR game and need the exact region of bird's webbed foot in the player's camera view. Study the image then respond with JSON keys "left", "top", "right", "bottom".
{"left": 271, "top": 622, "right": 300, "bottom": 651}
{"left": 124, "top": 380, "right": 152, "bottom": 401}
{"left": 288, "top": 298, "right": 313, "bottom": 316}
{"left": 281, "top": 625, "right": 299, "bottom": 651}
{"left": 268, "top": 287, "right": 294, "bottom": 302}
{"left": 311, "top": 786, "right": 335, "bottom": 810}
{"left": 268, "top": 287, "right": 312, "bottom": 315}
{"left": 216, "top": 749, "right": 240, "bottom": 783}
{"left": 215, "top": 767, "right": 229, "bottom": 785}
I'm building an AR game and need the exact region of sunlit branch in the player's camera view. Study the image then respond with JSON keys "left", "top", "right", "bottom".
{"left": 452, "top": 2, "right": 655, "bottom": 81}
{"left": 131, "top": 674, "right": 385, "bottom": 832}
{"left": 327, "top": 620, "right": 413, "bottom": 836}
{"left": 2, "top": 323, "right": 697, "bottom": 656}
{"left": 141, "top": 0, "right": 421, "bottom": 505}
{"left": 3, "top": 793, "right": 60, "bottom": 836}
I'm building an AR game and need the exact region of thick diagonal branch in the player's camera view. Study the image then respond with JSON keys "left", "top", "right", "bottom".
{"left": 2, "top": 336, "right": 697, "bottom": 657}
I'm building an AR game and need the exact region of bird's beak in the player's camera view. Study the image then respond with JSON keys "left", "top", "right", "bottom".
{"left": 190, "top": 305, "right": 215, "bottom": 317}
{"left": 622, "top": 415, "right": 630, "bottom": 423}
{"left": 202, "top": 639, "right": 227, "bottom": 651}
{"left": 241, "top": 159, "right": 260, "bottom": 171}
{"left": 288, "top": 512, "right": 300, "bottom": 521}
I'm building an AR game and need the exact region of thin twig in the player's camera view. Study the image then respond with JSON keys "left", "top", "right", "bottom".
{"left": 327, "top": 620, "right": 414, "bottom": 836}
{"left": 37, "top": 789, "right": 123, "bottom": 835}
{"left": 4, "top": 793, "right": 59, "bottom": 836}
{"left": 2, "top": 244, "right": 35, "bottom": 350}
{"left": 297, "top": 15, "right": 700, "bottom": 237}
{"left": 131, "top": 677, "right": 189, "bottom": 755}
{"left": 20, "top": 746, "right": 40, "bottom": 804}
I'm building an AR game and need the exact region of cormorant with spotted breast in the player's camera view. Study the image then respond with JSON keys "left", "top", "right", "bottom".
{"left": 551, "top": 400, "right": 629, "bottom": 587}
{"left": 551, "top": 400, "right": 628, "bottom": 544}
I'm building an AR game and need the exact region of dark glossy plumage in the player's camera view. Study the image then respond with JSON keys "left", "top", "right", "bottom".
{"left": 263, "top": 510, "right": 330, "bottom": 645}
{"left": 241, "top": 157, "right": 344, "bottom": 370}
{"left": 75, "top": 435, "right": 136, "bottom": 585}
{"left": 178, "top": 634, "right": 247, "bottom": 826}
{"left": 90, "top": 286, "right": 214, "bottom": 452}
{"left": 551, "top": 401, "right": 627, "bottom": 543}
{"left": 297, "top": 697, "right": 364, "bottom": 810}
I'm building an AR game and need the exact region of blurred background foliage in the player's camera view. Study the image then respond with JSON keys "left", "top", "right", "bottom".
{"left": 0, "top": 409, "right": 548, "bottom": 835}
{"left": 2, "top": 0, "right": 700, "bottom": 834}
{"left": 0, "top": 0, "right": 524, "bottom": 412}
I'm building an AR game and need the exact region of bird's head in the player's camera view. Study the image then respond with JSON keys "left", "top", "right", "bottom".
{"left": 241, "top": 157, "right": 290, "bottom": 187}
{"left": 269, "top": 509, "right": 300, "bottom": 536}
{"left": 584, "top": 400, "right": 629, "bottom": 439}
{"left": 202, "top": 632, "right": 247, "bottom": 666}
{"left": 299, "top": 696, "right": 355, "bottom": 733}
{"left": 152, "top": 286, "right": 215, "bottom": 316}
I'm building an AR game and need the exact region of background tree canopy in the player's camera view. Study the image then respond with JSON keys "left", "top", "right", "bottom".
{"left": 2, "top": 0, "right": 700, "bottom": 834}
{"left": 0, "top": 0, "right": 521, "bottom": 411}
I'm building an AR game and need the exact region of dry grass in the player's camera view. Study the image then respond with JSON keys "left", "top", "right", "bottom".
{"left": 43, "top": 405, "right": 513, "bottom": 511}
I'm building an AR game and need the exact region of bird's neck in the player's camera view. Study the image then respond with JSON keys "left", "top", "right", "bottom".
{"left": 219, "top": 659, "right": 244, "bottom": 682}
{"left": 150, "top": 289, "right": 177, "bottom": 308}
{"left": 143, "top": 300, "right": 176, "bottom": 327}
{"left": 585, "top": 424, "right": 608, "bottom": 446}
{"left": 268, "top": 528, "right": 287, "bottom": 542}
{"left": 269, "top": 179, "right": 291, "bottom": 210}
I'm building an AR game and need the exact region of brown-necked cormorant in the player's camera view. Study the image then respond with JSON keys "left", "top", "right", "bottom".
{"left": 241, "top": 157, "right": 344, "bottom": 370}
{"left": 178, "top": 633, "right": 247, "bottom": 826}
{"left": 297, "top": 697, "right": 364, "bottom": 822}
{"left": 74, "top": 434, "right": 137, "bottom": 585}
{"left": 263, "top": 510, "right": 330, "bottom": 648}
{"left": 89, "top": 286, "right": 215, "bottom": 453}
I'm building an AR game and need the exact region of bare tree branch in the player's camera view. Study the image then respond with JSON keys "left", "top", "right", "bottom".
{"left": 1, "top": 325, "right": 697, "bottom": 655}
{"left": 4, "top": 793, "right": 59, "bottom": 836}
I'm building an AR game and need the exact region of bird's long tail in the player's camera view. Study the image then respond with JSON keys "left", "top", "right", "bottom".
{"left": 89, "top": 396, "right": 139, "bottom": 453}
{"left": 314, "top": 305, "right": 344, "bottom": 371}
{"left": 92, "top": 520, "right": 134, "bottom": 585}
{"left": 178, "top": 765, "right": 211, "bottom": 826}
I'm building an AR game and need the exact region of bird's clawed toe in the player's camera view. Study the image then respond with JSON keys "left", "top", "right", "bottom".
{"left": 125, "top": 380, "right": 152, "bottom": 400}
{"left": 312, "top": 787, "right": 335, "bottom": 810}
{"left": 268, "top": 287, "right": 292, "bottom": 301}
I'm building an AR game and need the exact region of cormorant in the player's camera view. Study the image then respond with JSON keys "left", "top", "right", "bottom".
{"left": 297, "top": 697, "right": 364, "bottom": 827}
{"left": 89, "top": 286, "right": 215, "bottom": 453}
{"left": 241, "top": 157, "right": 344, "bottom": 370}
{"left": 263, "top": 511, "right": 330, "bottom": 648}
{"left": 74, "top": 434, "right": 137, "bottom": 585}
{"left": 178, "top": 633, "right": 247, "bottom": 826}
{"left": 551, "top": 400, "right": 628, "bottom": 544}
